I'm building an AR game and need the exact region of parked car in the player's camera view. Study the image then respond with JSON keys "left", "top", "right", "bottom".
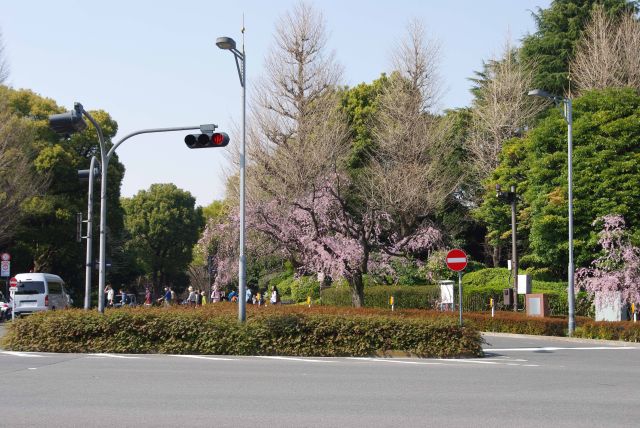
{"left": 0, "top": 291, "right": 11, "bottom": 321}
{"left": 12, "top": 273, "right": 72, "bottom": 316}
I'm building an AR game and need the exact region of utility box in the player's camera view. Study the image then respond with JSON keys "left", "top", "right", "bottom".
{"left": 517, "top": 274, "right": 532, "bottom": 295}
{"left": 503, "top": 288, "right": 514, "bottom": 306}
{"left": 439, "top": 280, "right": 454, "bottom": 305}
{"left": 525, "top": 293, "right": 549, "bottom": 317}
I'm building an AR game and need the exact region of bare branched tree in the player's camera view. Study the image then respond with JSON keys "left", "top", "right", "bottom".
{"left": 390, "top": 19, "right": 442, "bottom": 112}
{"left": 0, "top": 30, "right": 9, "bottom": 84}
{"left": 0, "top": 102, "right": 48, "bottom": 246}
{"left": 248, "top": 1, "right": 349, "bottom": 202}
{"left": 572, "top": 6, "right": 640, "bottom": 93}
{"left": 466, "top": 42, "right": 544, "bottom": 183}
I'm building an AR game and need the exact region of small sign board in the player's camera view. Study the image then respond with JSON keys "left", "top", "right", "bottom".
{"left": 446, "top": 249, "right": 468, "bottom": 272}
{"left": 9, "top": 276, "right": 18, "bottom": 292}
{"left": 0, "top": 260, "right": 10, "bottom": 277}
{"left": 0, "top": 253, "right": 10, "bottom": 261}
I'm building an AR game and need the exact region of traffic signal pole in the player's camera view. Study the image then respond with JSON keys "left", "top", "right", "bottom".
{"left": 72, "top": 106, "right": 215, "bottom": 313}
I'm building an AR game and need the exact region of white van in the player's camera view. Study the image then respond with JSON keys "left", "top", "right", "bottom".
{"left": 13, "top": 273, "right": 72, "bottom": 316}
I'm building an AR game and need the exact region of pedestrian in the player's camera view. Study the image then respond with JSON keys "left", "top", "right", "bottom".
{"left": 228, "top": 289, "right": 238, "bottom": 302}
{"left": 169, "top": 287, "right": 176, "bottom": 304}
{"left": 200, "top": 290, "right": 207, "bottom": 305}
{"left": 187, "top": 286, "right": 197, "bottom": 306}
{"left": 211, "top": 284, "right": 222, "bottom": 303}
{"left": 119, "top": 289, "right": 126, "bottom": 306}
{"left": 246, "top": 287, "right": 252, "bottom": 304}
{"left": 105, "top": 284, "right": 114, "bottom": 307}
{"left": 196, "top": 289, "right": 203, "bottom": 306}
{"left": 270, "top": 285, "right": 280, "bottom": 305}
{"left": 161, "top": 286, "right": 172, "bottom": 306}
{"left": 144, "top": 288, "right": 152, "bottom": 306}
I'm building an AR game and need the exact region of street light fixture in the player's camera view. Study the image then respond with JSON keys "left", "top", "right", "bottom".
{"left": 50, "top": 104, "right": 216, "bottom": 312}
{"left": 528, "top": 89, "right": 575, "bottom": 335}
{"left": 217, "top": 34, "right": 247, "bottom": 322}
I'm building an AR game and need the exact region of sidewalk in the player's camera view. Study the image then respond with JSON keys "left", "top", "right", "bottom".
{"left": 482, "top": 331, "right": 640, "bottom": 347}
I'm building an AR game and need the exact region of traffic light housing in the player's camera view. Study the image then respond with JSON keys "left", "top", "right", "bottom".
{"left": 49, "top": 103, "right": 87, "bottom": 135}
{"left": 184, "top": 132, "right": 229, "bottom": 149}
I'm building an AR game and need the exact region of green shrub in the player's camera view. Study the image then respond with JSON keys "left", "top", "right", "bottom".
{"left": 0, "top": 306, "right": 483, "bottom": 357}
{"left": 462, "top": 268, "right": 511, "bottom": 288}
{"left": 290, "top": 276, "right": 320, "bottom": 302}
{"left": 574, "top": 321, "right": 640, "bottom": 342}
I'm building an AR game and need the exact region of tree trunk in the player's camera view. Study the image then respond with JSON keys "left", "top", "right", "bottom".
{"left": 350, "top": 271, "right": 365, "bottom": 307}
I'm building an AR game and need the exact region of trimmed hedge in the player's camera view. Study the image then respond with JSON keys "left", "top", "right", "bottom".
{"left": 1, "top": 305, "right": 483, "bottom": 357}
{"left": 574, "top": 321, "right": 640, "bottom": 342}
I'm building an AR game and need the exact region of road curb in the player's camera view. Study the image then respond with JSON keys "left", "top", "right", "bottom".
{"left": 482, "top": 331, "right": 640, "bottom": 347}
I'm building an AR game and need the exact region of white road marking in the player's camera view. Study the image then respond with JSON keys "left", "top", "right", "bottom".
{"left": 173, "top": 355, "right": 237, "bottom": 361}
{"left": 487, "top": 346, "right": 638, "bottom": 352}
{"left": 27, "top": 367, "right": 37, "bottom": 370}
{"left": 256, "top": 356, "right": 336, "bottom": 363}
{"left": 87, "top": 353, "right": 143, "bottom": 359}
{"left": 0, "top": 351, "right": 43, "bottom": 358}
{"left": 348, "top": 357, "right": 443, "bottom": 365}
{"left": 437, "top": 358, "right": 500, "bottom": 365}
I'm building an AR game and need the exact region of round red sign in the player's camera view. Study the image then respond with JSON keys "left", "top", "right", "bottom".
{"left": 446, "top": 249, "right": 468, "bottom": 272}
{"left": 9, "top": 277, "right": 18, "bottom": 289}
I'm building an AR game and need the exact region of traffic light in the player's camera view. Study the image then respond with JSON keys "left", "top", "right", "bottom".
{"left": 49, "top": 103, "right": 87, "bottom": 135}
{"left": 184, "top": 132, "right": 229, "bottom": 149}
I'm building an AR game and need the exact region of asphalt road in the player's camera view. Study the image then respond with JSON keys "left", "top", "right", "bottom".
{"left": 1, "top": 332, "right": 639, "bottom": 427}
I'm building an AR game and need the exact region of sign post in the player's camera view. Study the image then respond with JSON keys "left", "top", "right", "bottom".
{"left": 9, "top": 276, "right": 17, "bottom": 321}
{"left": 446, "top": 249, "right": 468, "bottom": 326}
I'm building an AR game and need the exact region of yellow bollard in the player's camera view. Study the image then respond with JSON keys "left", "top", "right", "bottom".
{"left": 490, "top": 298, "right": 495, "bottom": 318}
{"left": 307, "top": 295, "right": 311, "bottom": 308}
{"left": 633, "top": 303, "right": 637, "bottom": 323}
{"left": 389, "top": 296, "right": 395, "bottom": 311}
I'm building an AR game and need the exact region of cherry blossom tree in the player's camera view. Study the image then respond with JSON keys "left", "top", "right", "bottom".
{"left": 576, "top": 214, "right": 640, "bottom": 306}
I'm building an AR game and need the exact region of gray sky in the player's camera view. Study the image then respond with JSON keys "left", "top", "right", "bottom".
{"left": 1, "top": 0, "right": 550, "bottom": 207}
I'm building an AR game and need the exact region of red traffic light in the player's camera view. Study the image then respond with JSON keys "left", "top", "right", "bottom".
{"left": 184, "top": 132, "right": 230, "bottom": 149}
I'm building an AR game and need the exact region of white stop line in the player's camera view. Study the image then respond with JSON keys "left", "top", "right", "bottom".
{"left": 487, "top": 346, "right": 638, "bottom": 352}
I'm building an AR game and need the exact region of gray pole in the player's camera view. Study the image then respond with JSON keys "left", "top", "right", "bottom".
{"left": 238, "top": 37, "right": 247, "bottom": 322}
{"left": 458, "top": 271, "right": 463, "bottom": 326}
{"left": 84, "top": 156, "right": 98, "bottom": 310}
{"left": 566, "top": 99, "right": 575, "bottom": 335}
{"left": 80, "top": 109, "right": 108, "bottom": 313}
{"left": 511, "top": 185, "right": 518, "bottom": 312}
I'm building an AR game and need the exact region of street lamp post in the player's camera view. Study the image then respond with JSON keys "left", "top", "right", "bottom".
{"left": 496, "top": 184, "right": 518, "bottom": 311}
{"left": 78, "top": 156, "right": 100, "bottom": 310}
{"left": 528, "top": 89, "right": 575, "bottom": 335}
{"left": 216, "top": 35, "right": 247, "bottom": 323}
{"left": 50, "top": 104, "right": 216, "bottom": 313}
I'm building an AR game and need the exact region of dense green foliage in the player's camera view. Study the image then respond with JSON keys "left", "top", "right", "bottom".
{"left": 1, "top": 306, "right": 483, "bottom": 357}
{"left": 520, "top": 0, "right": 638, "bottom": 96}
{"left": 122, "top": 184, "right": 203, "bottom": 296}
{"left": 0, "top": 86, "right": 126, "bottom": 302}
{"left": 477, "top": 88, "right": 640, "bottom": 277}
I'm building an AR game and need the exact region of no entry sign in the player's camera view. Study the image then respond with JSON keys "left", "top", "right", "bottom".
{"left": 446, "top": 249, "right": 468, "bottom": 272}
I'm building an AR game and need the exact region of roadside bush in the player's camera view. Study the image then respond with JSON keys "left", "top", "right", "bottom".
{"left": 574, "top": 321, "right": 640, "bottom": 342}
{"left": 1, "top": 305, "right": 483, "bottom": 357}
{"left": 290, "top": 276, "right": 320, "bottom": 302}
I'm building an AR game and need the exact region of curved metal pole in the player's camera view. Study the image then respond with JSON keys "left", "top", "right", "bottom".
{"left": 84, "top": 155, "right": 99, "bottom": 310}
{"left": 238, "top": 39, "right": 247, "bottom": 322}
{"left": 81, "top": 106, "right": 204, "bottom": 313}
{"left": 81, "top": 109, "right": 108, "bottom": 313}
